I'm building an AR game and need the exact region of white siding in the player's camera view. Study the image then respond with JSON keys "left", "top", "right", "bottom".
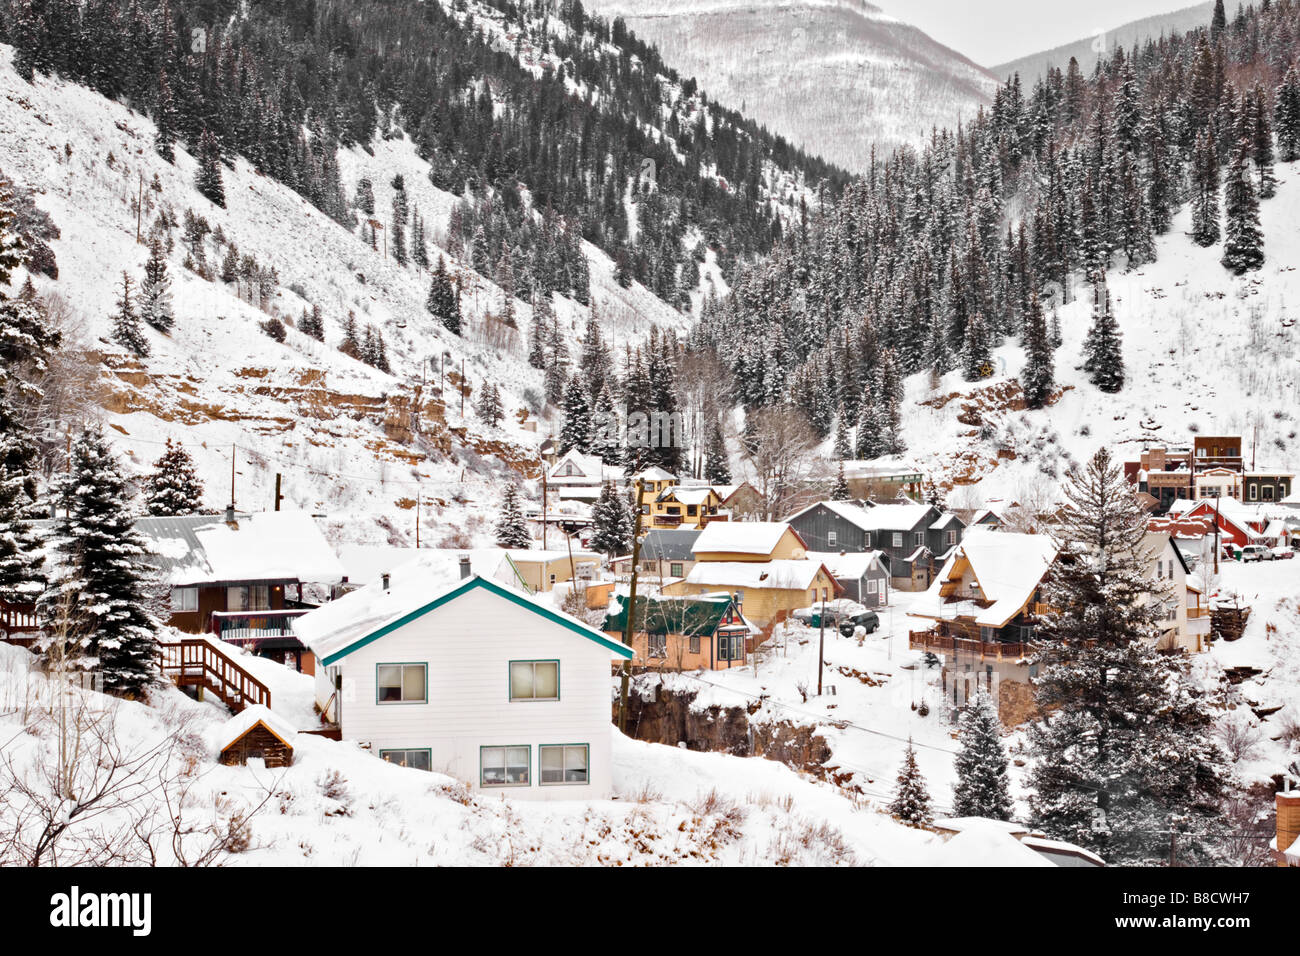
{"left": 329, "top": 586, "right": 620, "bottom": 799}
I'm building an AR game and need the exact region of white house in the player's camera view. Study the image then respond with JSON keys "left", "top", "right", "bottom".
{"left": 294, "top": 553, "right": 635, "bottom": 799}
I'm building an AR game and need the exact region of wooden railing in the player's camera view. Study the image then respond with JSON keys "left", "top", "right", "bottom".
{"left": 909, "top": 629, "right": 1031, "bottom": 662}
{"left": 0, "top": 600, "right": 40, "bottom": 647}
{"left": 155, "top": 639, "right": 270, "bottom": 713}
{"left": 1187, "top": 606, "right": 1209, "bottom": 619}
{"left": 209, "top": 609, "right": 309, "bottom": 642}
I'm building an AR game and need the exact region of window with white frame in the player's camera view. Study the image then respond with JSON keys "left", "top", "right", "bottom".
{"left": 827, "top": 530, "right": 838, "bottom": 548}
{"left": 377, "top": 663, "right": 426, "bottom": 703}
{"left": 510, "top": 660, "right": 559, "bottom": 701}
{"left": 717, "top": 633, "right": 745, "bottom": 661}
{"left": 914, "top": 532, "right": 924, "bottom": 547}
{"left": 866, "top": 579, "right": 878, "bottom": 594}
{"left": 864, "top": 533, "right": 872, "bottom": 548}
{"left": 946, "top": 530, "right": 957, "bottom": 546}
{"left": 481, "top": 746, "right": 530, "bottom": 786}
{"left": 892, "top": 532, "right": 903, "bottom": 548}
{"left": 539, "top": 744, "right": 589, "bottom": 785}
{"left": 380, "top": 749, "right": 431, "bottom": 771}
{"left": 170, "top": 587, "right": 198, "bottom": 612}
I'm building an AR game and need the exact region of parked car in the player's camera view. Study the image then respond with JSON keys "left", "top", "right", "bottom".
{"left": 1268, "top": 546, "right": 1294, "bottom": 560}
{"left": 839, "top": 610, "right": 881, "bottom": 637}
{"left": 793, "top": 599, "right": 866, "bottom": 628}
{"left": 1240, "top": 544, "right": 1269, "bottom": 562}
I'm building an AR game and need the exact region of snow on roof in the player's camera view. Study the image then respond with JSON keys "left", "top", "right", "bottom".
{"left": 662, "top": 486, "right": 715, "bottom": 506}
{"left": 548, "top": 450, "right": 622, "bottom": 482}
{"left": 216, "top": 704, "right": 298, "bottom": 752}
{"left": 929, "top": 512, "right": 962, "bottom": 530}
{"left": 925, "top": 821, "right": 1054, "bottom": 867}
{"left": 153, "top": 511, "right": 345, "bottom": 587}
{"left": 681, "top": 559, "right": 832, "bottom": 591}
{"left": 635, "top": 466, "right": 677, "bottom": 481}
{"left": 938, "top": 528, "right": 1058, "bottom": 629}
{"left": 789, "top": 500, "right": 935, "bottom": 534}
{"left": 339, "top": 546, "right": 599, "bottom": 590}
{"left": 807, "top": 550, "right": 884, "bottom": 579}
{"left": 295, "top": 556, "right": 633, "bottom": 664}
{"left": 1021, "top": 835, "right": 1106, "bottom": 867}
{"left": 933, "top": 817, "right": 1029, "bottom": 837}
{"left": 1167, "top": 498, "right": 1199, "bottom": 516}
{"left": 692, "top": 521, "right": 797, "bottom": 556}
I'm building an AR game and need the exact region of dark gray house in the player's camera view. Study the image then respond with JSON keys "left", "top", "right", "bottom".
{"left": 784, "top": 499, "right": 966, "bottom": 591}
{"left": 610, "top": 528, "right": 702, "bottom": 581}
{"left": 807, "top": 551, "right": 890, "bottom": 606}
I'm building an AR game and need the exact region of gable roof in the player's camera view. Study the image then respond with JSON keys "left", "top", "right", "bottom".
{"left": 785, "top": 499, "right": 936, "bottom": 534}
{"left": 217, "top": 704, "right": 298, "bottom": 753}
{"left": 296, "top": 562, "right": 634, "bottom": 666}
{"left": 680, "top": 559, "right": 838, "bottom": 592}
{"left": 807, "top": 550, "right": 885, "bottom": 579}
{"left": 692, "top": 521, "right": 804, "bottom": 556}
{"left": 602, "top": 594, "right": 754, "bottom": 637}
{"left": 936, "top": 529, "right": 1058, "bottom": 629}
{"left": 634, "top": 466, "right": 677, "bottom": 482}
{"left": 659, "top": 486, "right": 717, "bottom": 506}
{"left": 137, "top": 511, "right": 345, "bottom": 587}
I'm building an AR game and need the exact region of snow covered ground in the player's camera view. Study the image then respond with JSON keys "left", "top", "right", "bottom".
{"left": 0, "top": 639, "right": 955, "bottom": 866}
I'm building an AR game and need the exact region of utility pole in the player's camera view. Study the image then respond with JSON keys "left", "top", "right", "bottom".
{"left": 415, "top": 485, "right": 421, "bottom": 548}
{"left": 618, "top": 479, "right": 646, "bottom": 734}
{"left": 817, "top": 585, "right": 827, "bottom": 696}
{"left": 273, "top": 472, "right": 283, "bottom": 511}
{"left": 541, "top": 471, "right": 548, "bottom": 550}
{"left": 1213, "top": 495, "right": 1221, "bottom": 574}
{"left": 460, "top": 358, "right": 466, "bottom": 419}
{"left": 136, "top": 171, "right": 144, "bottom": 244}
{"left": 230, "top": 444, "right": 237, "bottom": 508}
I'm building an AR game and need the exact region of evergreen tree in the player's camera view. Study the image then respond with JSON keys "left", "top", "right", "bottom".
{"left": 1027, "top": 448, "right": 1228, "bottom": 864}
{"left": 195, "top": 129, "right": 225, "bottom": 208}
{"left": 1082, "top": 273, "right": 1124, "bottom": 393}
{"left": 889, "top": 739, "right": 933, "bottom": 828}
{"left": 299, "top": 304, "right": 325, "bottom": 341}
{"left": 952, "top": 689, "right": 1015, "bottom": 821}
{"left": 961, "top": 312, "right": 993, "bottom": 382}
{"left": 475, "top": 380, "right": 504, "bottom": 428}
{"left": 1276, "top": 68, "right": 1300, "bottom": 163}
{"left": 37, "top": 427, "right": 159, "bottom": 696}
{"left": 144, "top": 438, "right": 204, "bottom": 515}
{"left": 559, "top": 376, "right": 593, "bottom": 455}
{"left": 493, "top": 483, "right": 532, "bottom": 549}
{"left": 703, "top": 415, "right": 731, "bottom": 484}
{"left": 111, "top": 271, "right": 149, "bottom": 357}
{"left": 589, "top": 481, "right": 633, "bottom": 557}
{"left": 138, "top": 237, "right": 174, "bottom": 332}
{"left": 0, "top": 451, "right": 44, "bottom": 605}
{"left": 339, "top": 311, "right": 362, "bottom": 359}
{"left": 831, "top": 460, "right": 851, "bottom": 501}
{"left": 153, "top": 68, "right": 179, "bottom": 164}
{"left": 1221, "top": 135, "right": 1265, "bottom": 274}
{"left": 590, "top": 384, "right": 623, "bottom": 466}
{"left": 1190, "top": 130, "right": 1220, "bottom": 247}
{"left": 426, "top": 258, "right": 461, "bottom": 335}
{"left": 833, "top": 404, "right": 852, "bottom": 460}
{"left": 1020, "top": 292, "right": 1055, "bottom": 409}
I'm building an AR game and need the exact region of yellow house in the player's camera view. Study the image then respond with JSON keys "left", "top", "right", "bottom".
{"left": 690, "top": 521, "right": 808, "bottom": 562}
{"left": 660, "top": 560, "right": 841, "bottom": 628}
{"left": 633, "top": 467, "right": 678, "bottom": 510}
{"left": 650, "top": 485, "right": 724, "bottom": 530}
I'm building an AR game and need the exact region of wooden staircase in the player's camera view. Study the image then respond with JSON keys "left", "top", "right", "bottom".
{"left": 155, "top": 639, "right": 271, "bottom": 713}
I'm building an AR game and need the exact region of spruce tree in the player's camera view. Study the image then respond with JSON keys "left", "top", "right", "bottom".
{"left": 833, "top": 404, "right": 852, "bottom": 460}
{"left": 704, "top": 416, "right": 731, "bottom": 485}
{"left": 1027, "top": 448, "right": 1228, "bottom": 864}
{"left": 559, "top": 376, "right": 593, "bottom": 455}
{"left": 831, "top": 460, "right": 851, "bottom": 501}
{"left": 475, "top": 380, "right": 503, "bottom": 428}
{"left": 589, "top": 481, "right": 633, "bottom": 557}
{"left": 38, "top": 427, "right": 159, "bottom": 696}
{"left": 0, "top": 452, "right": 44, "bottom": 605}
{"left": 952, "top": 689, "right": 1015, "bottom": 821}
{"left": 300, "top": 304, "right": 325, "bottom": 341}
{"left": 889, "top": 740, "right": 933, "bottom": 828}
{"left": 590, "top": 384, "right": 623, "bottom": 466}
{"left": 111, "top": 271, "right": 149, "bottom": 357}
{"left": 494, "top": 483, "right": 532, "bottom": 549}
{"left": 961, "top": 312, "right": 993, "bottom": 381}
{"left": 1020, "top": 292, "right": 1055, "bottom": 409}
{"left": 195, "top": 129, "right": 225, "bottom": 208}
{"left": 1276, "top": 68, "right": 1300, "bottom": 163}
{"left": 426, "top": 258, "right": 461, "bottom": 335}
{"left": 144, "top": 438, "right": 204, "bottom": 515}
{"left": 1190, "top": 130, "right": 1220, "bottom": 247}
{"left": 138, "top": 237, "right": 174, "bottom": 332}
{"left": 1221, "top": 136, "right": 1264, "bottom": 274}
{"left": 1082, "top": 273, "right": 1124, "bottom": 393}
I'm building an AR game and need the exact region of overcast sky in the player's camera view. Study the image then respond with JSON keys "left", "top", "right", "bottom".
{"left": 879, "top": 0, "right": 1206, "bottom": 67}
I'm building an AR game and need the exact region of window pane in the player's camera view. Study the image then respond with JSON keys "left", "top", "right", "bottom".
{"left": 403, "top": 665, "right": 425, "bottom": 702}
{"left": 378, "top": 665, "right": 402, "bottom": 701}
{"left": 510, "top": 661, "right": 534, "bottom": 699}
{"left": 534, "top": 662, "right": 558, "bottom": 699}
{"left": 540, "top": 746, "right": 563, "bottom": 783}
{"left": 227, "top": 586, "right": 247, "bottom": 611}
{"left": 507, "top": 746, "right": 529, "bottom": 784}
{"left": 565, "top": 746, "right": 588, "bottom": 783}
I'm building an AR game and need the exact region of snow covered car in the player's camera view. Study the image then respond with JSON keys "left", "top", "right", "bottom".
{"left": 838, "top": 610, "right": 881, "bottom": 637}
{"left": 792, "top": 599, "right": 866, "bottom": 628}
{"left": 1268, "top": 547, "right": 1294, "bottom": 560}
{"left": 1240, "top": 545, "right": 1269, "bottom": 562}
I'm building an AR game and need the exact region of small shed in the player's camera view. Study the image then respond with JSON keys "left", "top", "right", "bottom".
{"left": 217, "top": 705, "right": 297, "bottom": 768}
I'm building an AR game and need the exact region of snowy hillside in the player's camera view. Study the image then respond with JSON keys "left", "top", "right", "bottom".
{"left": 895, "top": 165, "right": 1300, "bottom": 509}
{"left": 584, "top": 0, "right": 997, "bottom": 168}
{"left": 0, "top": 640, "right": 949, "bottom": 866}
{"left": 0, "top": 44, "right": 686, "bottom": 545}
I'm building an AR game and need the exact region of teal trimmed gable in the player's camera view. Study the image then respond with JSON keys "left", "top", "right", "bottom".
{"left": 319, "top": 575, "right": 636, "bottom": 667}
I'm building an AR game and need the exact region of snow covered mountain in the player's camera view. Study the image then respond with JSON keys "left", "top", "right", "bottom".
{"left": 991, "top": 2, "right": 1215, "bottom": 82}
{"left": 584, "top": 0, "right": 997, "bottom": 169}
{"left": 0, "top": 42, "right": 688, "bottom": 549}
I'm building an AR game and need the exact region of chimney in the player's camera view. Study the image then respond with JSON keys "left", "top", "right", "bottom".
{"left": 1277, "top": 786, "right": 1300, "bottom": 867}
{"left": 733, "top": 591, "right": 743, "bottom": 614}
{"left": 381, "top": 572, "right": 390, "bottom": 591}
{"left": 459, "top": 554, "right": 472, "bottom": 580}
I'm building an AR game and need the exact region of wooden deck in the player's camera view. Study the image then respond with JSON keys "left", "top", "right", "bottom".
{"left": 909, "top": 629, "right": 1031, "bottom": 661}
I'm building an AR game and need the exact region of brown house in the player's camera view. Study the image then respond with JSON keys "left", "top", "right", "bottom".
{"left": 603, "top": 594, "right": 757, "bottom": 670}
{"left": 138, "top": 510, "right": 345, "bottom": 673}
